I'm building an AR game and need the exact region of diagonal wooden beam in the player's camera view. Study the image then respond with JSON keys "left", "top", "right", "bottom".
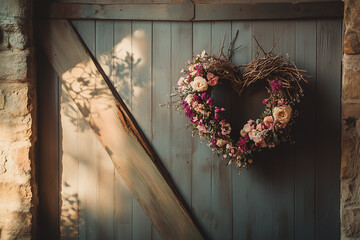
{"left": 38, "top": 19, "right": 205, "bottom": 239}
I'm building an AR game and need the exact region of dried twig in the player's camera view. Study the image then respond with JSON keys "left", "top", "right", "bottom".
{"left": 240, "top": 38, "right": 309, "bottom": 102}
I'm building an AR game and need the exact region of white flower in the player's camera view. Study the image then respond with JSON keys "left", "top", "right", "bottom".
{"left": 252, "top": 134, "right": 263, "bottom": 143}
{"left": 177, "top": 77, "right": 185, "bottom": 86}
{"left": 185, "top": 94, "right": 194, "bottom": 105}
{"left": 201, "top": 50, "right": 206, "bottom": 58}
{"left": 248, "top": 129, "right": 256, "bottom": 140}
{"left": 243, "top": 124, "right": 252, "bottom": 133}
{"left": 216, "top": 139, "right": 227, "bottom": 147}
{"left": 273, "top": 105, "right": 292, "bottom": 123}
{"left": 190, "top": 76, "right": 208, "bottom": 92}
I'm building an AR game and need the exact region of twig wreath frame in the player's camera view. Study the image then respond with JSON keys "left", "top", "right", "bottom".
{"left": 164, "top": 32, "right": 308, "bottom": 170}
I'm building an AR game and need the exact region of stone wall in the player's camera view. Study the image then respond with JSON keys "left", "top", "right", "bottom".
{"left": 341, "top": 0, "right": 360, "bottom": 239}
{"left": 0, "top": 0, "right": 37, "bottom": 239}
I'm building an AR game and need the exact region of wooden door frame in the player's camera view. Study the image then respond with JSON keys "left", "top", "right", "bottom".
{"left": 36, "top": 1, "right": 344, "bottom": 239}
{"left": 37, "top": 1, "right": 343, "bottom": 21}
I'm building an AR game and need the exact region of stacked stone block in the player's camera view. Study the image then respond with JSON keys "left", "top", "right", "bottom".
{"left": 341, "top": 0, "right": 360, "bottom": 239}
{"left": 0, "top": 0, "right": 36, "bottom": 239}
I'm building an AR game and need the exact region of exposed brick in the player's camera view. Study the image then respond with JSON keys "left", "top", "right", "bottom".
{"left": 0, "top": 90, "right": 4, "bottom": 109}
{"left": 0, "top": 82, "right": 30, "bottom": 118}
{"left": 342, "top": 1, "right": 360, "bottom": 239}
{"left": 0, "top": 0, "right": 28, "bottom": 19}
{"left": 0, "top": 0, "right": 35, "bottom": 238}
{"left": 342, "top": 208, "right": 360, "bottom": 239}
{"left": 9, "top": 31, "right": 27, "bottom": 50}
{"left": 0, "top": 182, "right": 32, "bottom": 212}
{"left": 344, "top": 0, "right": 360, "bottom": 55}
{"left": 0, "top": 211, "right": 32, "bottom": 240}
{"left": 0, "top": 50, "right": 29, "bottom": 81}
{"left": 11, "top": 145, "right": 31, "bottom": 175}
{"left": 343, "top": 55, "right": 360, "bottom": 100}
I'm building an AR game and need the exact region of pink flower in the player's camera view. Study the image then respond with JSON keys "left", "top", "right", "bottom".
{"left": 263, "top": 116, "right": 274, "bottom": 128}
{"left": 262, "top": 99, "right": 268, "bottom": 104}
{"left": 189, "top": 64, "right": 196, "bottom": 72}
{"left": 247, "top": 119, "right": 255, "bottom": 125}
{"left": 207, "top": 72, "right": 219, "bottom": 86}
{"left": 256, "top": 124, "right": 262, "bottom": 131}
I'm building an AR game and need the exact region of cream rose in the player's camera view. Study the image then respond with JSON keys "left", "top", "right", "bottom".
{"left": 243, "top": 124, "right": 252, "bottom": 133}
{"left": 252, "top": 135, "right": 263, "bottom": 143}
{"left": 190, "top": 76, "right": 208, "bottom": 92}
{"left": 185, "top": 94, "right": 194, "bottom": 105}
{"left": 216, "top": 139, "right": 227, "bottom": 147}
{"left": 273, "top": 105, "right": 292, "bottom": 123}
{"left": 248, "top": 129, "right": 256, "bottom": 140}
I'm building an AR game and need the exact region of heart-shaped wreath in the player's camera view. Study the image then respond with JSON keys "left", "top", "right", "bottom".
{"left": 165, "top": 36, "right": 308, "bottom": 170}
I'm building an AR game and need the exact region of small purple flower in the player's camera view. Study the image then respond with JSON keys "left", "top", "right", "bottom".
{"left": 262, "top": 99, "right": 268, "bottom": 104}
{"left": 208, "top": 98, "right": 214, "bottom": 106}
{"left": 215, "top": 113, "right": 219, "bottom": 120}
{"left": 270, "top": 78, "right": 282, "bottom": 91}
{"left": 211, "top": 138, "right": 216, "bottom": 146}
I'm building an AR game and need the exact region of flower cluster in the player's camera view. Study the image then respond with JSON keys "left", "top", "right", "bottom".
{"left": 170, "top": 50, "right": 302, "bottom": 169}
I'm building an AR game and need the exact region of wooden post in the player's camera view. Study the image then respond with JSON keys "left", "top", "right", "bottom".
{"left": 39, "top": 19, "right": 204, "bottom": 240}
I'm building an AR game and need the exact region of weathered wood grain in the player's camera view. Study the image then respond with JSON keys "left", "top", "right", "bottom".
{"left": 251, "top": 20, "right": 275, "bottom": 240}
{"left": 39, "top": 1, "right": 343, "bottom": 21}
{"left": 294, "top": 19, "right": 317, "bottom": 240}
{"left": 41, "top": 2, "right": 194, "bottom": 21}
{"left": 131, "top": 21, "right": 153, "bottom": 240}
{"left": 170, "top": 21, "right": 194, "bottom": 212}
{"left": 152, "top": 21, "right": 172, "bottom": 240}
{"left": 210, "top": 21, "right": 233, "bottom": 240}
{"left": 72, "top": 19, "right": 99, "bottom": 240}
{"left": 95, "top": 19, "right": 115, "bottom": 239}
{"left": 39, "top": 19, "right": 205, "bottom": 240}
{"left": 191, "top": 21, "right": 214, "bottom": 238}
{"left": 37, "top": 49, "right": 60, "bottom": 240}
{"left": 231, "top": 20, "right": 253, "bottom": 240}
{"left": 113, "top": 20, "right": 134, "bottom": 240}
{"left": 194, "top": 2, "right": 344, "bottom": 21}
{"left": 272, "top": 20, "right": 296, "bottom": 240}
{"left": 315, "top": 19, "right": 342, "bottom": 240}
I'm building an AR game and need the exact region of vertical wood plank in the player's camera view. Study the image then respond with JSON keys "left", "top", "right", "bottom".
{"left": 113, "top": 20, "right": 134, "bottom": 240}
{"left": 151, "top": 21, "right": 172, "bottom": 240}
{"left": 294, "top": 19, "right": 317, "bottom": 240}
{"left": 131, "top": 20, "right": 153, "bottom": 240}
{"left": 60, "top": 77, "right": 80, "bottom": 239}
{"left": 170, "top": 21, "right": 193, "bottom": 207}
{"left": 37, "top": 49, "right": 60, "bottom": 240}
{"left": 316, "top": 19, "right": 341, "bottom": 240}
{"left": 231, "top": 20, "right": 253, "bottom": 240}
{"left": 72, "top": 19, "right": 99, "bottom": 240}
{"left": 95, "top": 19, "right": 115, "bottom": 240}
{"left": 210, "top": 21, "right": 233, "bottom": 240}
{"left": 251, "top": 20, "right": 274, "bottom": 240}
{"left": 272, "top": 20, "right": 296, "bottom": 240}
{"left": 192, "top": 21, "right": 213, "bottom": 238}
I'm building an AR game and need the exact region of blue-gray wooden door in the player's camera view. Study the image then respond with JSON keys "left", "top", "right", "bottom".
{"left": 37, "top": 1, "right": 343, "bottom": 239}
